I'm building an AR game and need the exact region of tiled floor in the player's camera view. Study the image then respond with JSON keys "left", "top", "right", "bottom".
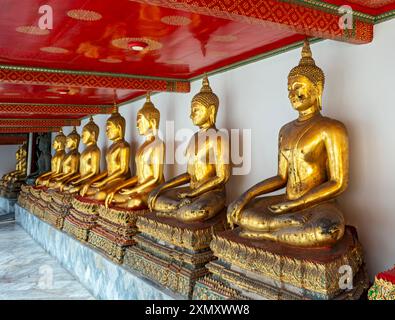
{"left": 0, "top": 221, "right": 94, "bottom": 300}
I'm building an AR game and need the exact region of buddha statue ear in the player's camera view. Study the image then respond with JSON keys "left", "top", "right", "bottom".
{"left": 315, "top": 81, "right": 323, "bottom": 110}
{"left": 209, "top": 104, "right": 216, "bottom": 125}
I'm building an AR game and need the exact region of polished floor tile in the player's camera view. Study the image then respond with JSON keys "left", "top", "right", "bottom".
{"left": 0, "top": 222, "right": 94, "bottom": 300}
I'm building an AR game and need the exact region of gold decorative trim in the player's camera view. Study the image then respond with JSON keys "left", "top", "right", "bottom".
{"left": 88, "top": 231, "right": 126, "bottom": 263}
{"left": 98, "top": 205, "right": 148, "bottom": 226}
{"left": 99, "top": 58, "right": 122, "bottom": 63}
{"left": 368, "top": 277, "right": 395, "bottom": 300}
{"left": 67, "top": 9, "right": 102, "bottom": 21}
{"left": 211, "top": 35, "right": 238, "bottom": 42}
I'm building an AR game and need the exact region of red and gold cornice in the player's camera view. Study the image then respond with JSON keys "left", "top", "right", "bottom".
{"left": 0, "top": 103, "right": 114, "bottom": 115}
{"left": 0, "top": 65, "right": 190, "bottom": 93}
{"left": 0, "top": 127, "right": 61, "bottom": 133}
{"left": 0, "top": 119, "right": 80, "bottom": 127}
{"left": 0, "top": 135, "right": 28, "bottom": 145}
{"left": 132, "top": 0, "right": 373, "bottom": 44}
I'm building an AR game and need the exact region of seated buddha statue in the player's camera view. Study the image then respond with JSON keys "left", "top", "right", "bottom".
{"left": 80, "top": 109, "right": 131, "bottom": 201}
{"left": 148, "top": 76, "right": 230, "bottom": 222}
{"left": 47, "top": 127, "right": 81, "bottom": 189}
{"left": 104, "top": 94, "right": 165, "bottom": 209}
{"left": 2, "top": 143, "right": 27, "bottom": 185}
{"left": 60, "top": 117, "right": 101, "bottom": 193}
{"left": 35, "top": 129, "right": 67, "bottom": 187}
{"left": 227, "top": 40, "right": 348, "bottom": 247}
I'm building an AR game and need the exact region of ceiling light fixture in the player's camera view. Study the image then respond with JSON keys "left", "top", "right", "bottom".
{"left": 128, "top": 41, "right": 148, "bottom": 51}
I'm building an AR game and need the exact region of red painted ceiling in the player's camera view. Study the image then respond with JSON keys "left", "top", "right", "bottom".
{"left": 0, "top": 0, "right": 393, "bottom": 131}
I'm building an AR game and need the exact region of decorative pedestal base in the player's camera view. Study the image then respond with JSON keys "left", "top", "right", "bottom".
{"left": 15, "top": 204, "right": 175, "bottom": 300}
{"left": 88, "top": 205, "right": 149, "bottom": 264}
{"left": 368, "top": 266, "right": 395, "bottom": 300}
{"left": 45, "top": 191, "right": 73, "bottom": 229}
{"left": 124, "top": 211, "right": 228, "bottom": 298}
{"left": 193, "top": 226, "right": 369, "bottom": 300}
{"left": 63, "top": 196, "right": 100, "bottom": 242}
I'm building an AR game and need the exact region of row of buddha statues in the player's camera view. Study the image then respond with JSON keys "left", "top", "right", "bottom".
{"left": 18, "top": 40, "right": 369, "bottom": 300}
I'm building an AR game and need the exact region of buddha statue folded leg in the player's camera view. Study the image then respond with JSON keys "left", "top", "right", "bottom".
{"left": 238, "top": 198, "right": 345, "bottom": 247}
{"left": 85, "top": 178, "right": 126, "bottom": 201}
{"left": 155, "top": 187, "right": 226, "bottom": 222}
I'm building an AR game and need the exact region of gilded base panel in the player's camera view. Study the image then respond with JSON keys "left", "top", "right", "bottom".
{"left": 63, "top": 196, "right": 101, "bottom": 241}
{"left": 193, "top": 265, "right": 369, "bottom": 300}
{"left": 44, "top": 192, "right": 73, "bottom": 229}
{"left": 137, "top": 210, "right": 228, "bottom": 251}
{"left": 124, "top": 244, "right": 209, "bottom": 299}
{"left": 206, "top": 226, "right": 367, "bottom": 300}
{"left": 88, "top": 206, "right": 149, "bottom": 263}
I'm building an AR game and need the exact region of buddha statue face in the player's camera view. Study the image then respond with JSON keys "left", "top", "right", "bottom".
{"left": 137, "top": 96, "right": 160, "bottom": 136}
{"left": 53, "top": 135, "right": 66, "bottom": 152}
{"left": 137, "top": 113, "right": 152, "bottom": 136}
{"left": 106, "top": 112, "right": 125, "bottom": 141}
{"left": 288, "top": 75, "right": 322, "bottom": 112}
{"left": 66, "top": 129, "right": 80, "bottom": 150}
{"left": 190, "top": 101, "right": 216, "bottom": 127}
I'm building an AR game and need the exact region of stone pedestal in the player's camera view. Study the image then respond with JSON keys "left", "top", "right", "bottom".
{"left": 0, "top": 196, "right": 16, "bottom": 215}
{"left": 124, "top": 210, "right": 228, "bottom": 298}
{"left": 63, "top": 196, "right": 100, "bottom": 242}
{"left": 193, "top": 226, "right": 369, "bottom": 300}
{"left": 88, "top": 205, "right": 149, "bottom": 264}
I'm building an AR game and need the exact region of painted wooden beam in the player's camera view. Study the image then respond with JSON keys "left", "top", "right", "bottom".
{"left": 0, "top": 103, "right": 114, "bottom": 115}
{"left": 0, "top": 119, "right": 80, "bottom": 127}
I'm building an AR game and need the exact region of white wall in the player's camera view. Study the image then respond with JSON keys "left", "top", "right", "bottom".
{"left": 61, "top": 18, "right": 395, "bottom": 279}
{"left": 0, "top": 145, "right": 20, "bottom": 177}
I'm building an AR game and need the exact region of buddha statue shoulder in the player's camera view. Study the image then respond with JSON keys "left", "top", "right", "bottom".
{"left": 2, "top": 142, "right": 27, "bottom": 185}
{"left": 61, "top": 116, "right": 101, "bottom": 193}
{"left": 47, "top": 127, "right": 81, "bottom": 189}
{"left": 80, "top": 108, "right": 131, "bottom": 201}
{"left": 104, "top": 94, "right": 165, "bottom": 209}
{"left": 35, "top": 129, "right": 67, "bottom": 187}
{"left": 148, "top": 76, "right": 230, "bottom": 223}
{"left": 227, "top": 40, "right": 349, "bottom": 247}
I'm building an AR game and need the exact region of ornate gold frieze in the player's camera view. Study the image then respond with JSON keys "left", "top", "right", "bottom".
{"left": 97, "top": 205, "right": 148, "bottom": 226}
{"left": 137, "top": 211, "right": 227, "bottom": 251}
{"left": 88, "top": 231, "right": 126, "bottom": 263}
{"left": 209, "top": 228, "right": 365, "bottom": 298}
{"left": 193, "top": 275, "right": 246, "bottom": 300}
{"left": 71, "top": 196, "right": 99, "bottom": 216}
{"left": 368, "top": 277, "right": 395, "bottom": 300}
{"left": 62, "top": 217, "right": 90, "bottom": 242}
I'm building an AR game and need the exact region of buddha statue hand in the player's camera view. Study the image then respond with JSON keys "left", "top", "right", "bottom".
{"left": 119, "top": 188, "right": 137, "bottom": 196}
{"left": 80, "top": 184, "right": 90, "bottom": 197}
{"left": 148, "top": 186, "right": 162, "bottom": 211}
{"left": 227, "top": 198, "right": 247, "bottom": 229}
{"left": 177, "top": 191, "right": 193, "bottom": 199}
{"left": 269, "top": 198, "right": 305, "bottom": 214}
{"left": 105, "top": 191, "right": 115, "bottom": 208}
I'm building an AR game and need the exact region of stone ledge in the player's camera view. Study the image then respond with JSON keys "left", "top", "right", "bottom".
{"left": 15, "top": 204, "right": 177, "bottom": 300}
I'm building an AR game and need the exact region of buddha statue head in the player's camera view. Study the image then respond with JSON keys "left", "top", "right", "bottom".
{"left": 53, "top": 128, "right": 67, "bottom": 152}
{"left": 137, "top": 93, "right": 160, "bottom": 136}
{"left": 106, "top": 107, "right": 126, "bottom": 141}
{"left": 190, "top": 75, "right": 219, "bottom": 128}
{"left": 66, "top": 127, "right": 81, "bottom": 150}
{"left": 288, "top": 39, "right": 325, "bottom": 113}
{"left": 82, "top": 116, "right": 99, "bottom": 145}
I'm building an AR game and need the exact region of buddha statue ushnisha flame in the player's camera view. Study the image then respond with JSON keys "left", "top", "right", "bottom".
{"left": 104, "top": 93, "right": 165, "bottom": 209}
{"left": 148, "top": 75, "right": 230, "bottom": 222}
{"left": 227, "top": 40, "right": 349, "bottom": 247}
{"left": 35, "top": 129, "right": 67, "bottom": 187}
{"left": 47, "top": 127, "right": 81, "bottom": 189}
{"left": 60, "top": 116, "right": 101, "bottom": 193}
{"left": 80, "top": 107, "right": 131, "bottom": 200}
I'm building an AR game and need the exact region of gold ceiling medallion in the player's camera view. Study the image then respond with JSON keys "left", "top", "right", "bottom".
{"left": 111, "top": 37, "right": 162, "bottom": 51}
{"left": 67, "top": 9, "right": 102, "bottom": 21}
{"left": 99, "top": 57, "right": 122, "bottom": 63}
{"left": 211, "top": 35, "right": 238, "bottom": 42}
{"left": 160, "top": 15, "right": 191, "bottom": 26}
{"left": 16, "top": 26, "right": 50, "bottom": 36}
{"left": 40, "top": 47, "right": 69, "bottom": 54}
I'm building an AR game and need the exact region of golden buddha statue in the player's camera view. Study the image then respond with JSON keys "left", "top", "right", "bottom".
{"left": 148, "top": 75, "right": 230, "bottom": 222}
{"left": 60, "top": 117, "right": 101, "bottom": 193}
{"left": 80, "top": 108, "right": 130, "bottom": 201}
{"left": 47, "top": 127, "right": 81, "bottom": 189}
{"left": 227, "top": 40, "right": 348, "bottom": 247}
{"left": 2, "top": 142, "right": 27, "bottom": 185}
{"left": 104, "top": 94, "right": 164, "bottom": 209}
{"left": 35, "top": 129, "right": 67, "bottom": 187}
